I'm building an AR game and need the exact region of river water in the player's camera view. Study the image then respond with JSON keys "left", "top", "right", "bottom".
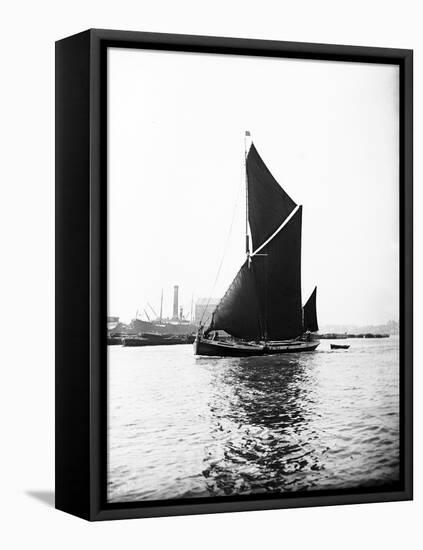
{"left": 107, "top": 336, "right": 400, "bottom": 503}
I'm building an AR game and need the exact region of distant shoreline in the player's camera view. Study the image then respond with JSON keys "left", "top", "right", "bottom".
{"left": 317, "top": 333, "right": 391, "bottom": 340}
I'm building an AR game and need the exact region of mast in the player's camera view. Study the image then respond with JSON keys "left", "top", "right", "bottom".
{"left": 159, "top": 289, "right": 163, "bottom": 323}
{"left": 147, "top": 302, "right": 158, "bottom": 318}
{"left": 190, "top": 294, "right": 194, "bottom": 323}
{"left": 245, "top": 131, "right": 250, "bottom": 258}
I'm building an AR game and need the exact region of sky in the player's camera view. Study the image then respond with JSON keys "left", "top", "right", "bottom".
{"left": 107, "top": 47, "right": 399, "bottom": 326}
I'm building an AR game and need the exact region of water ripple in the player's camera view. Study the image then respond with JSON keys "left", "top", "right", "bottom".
{"left": 107, "top": 337, "right": 400, "bottom": 502}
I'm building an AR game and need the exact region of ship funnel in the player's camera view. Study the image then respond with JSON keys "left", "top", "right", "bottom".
{"left": 173, "top": 285, "right": 179, "bottom": 320}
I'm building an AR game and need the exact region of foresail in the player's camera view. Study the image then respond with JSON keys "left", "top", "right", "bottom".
{"left": 247, "top": 143, "right": 296, "bottom": 251}
{"left": 303, "top": 286, "right": 319, "bottom": 332}
{"left": 210, "top": 261, "right": 264, "bottom": 340}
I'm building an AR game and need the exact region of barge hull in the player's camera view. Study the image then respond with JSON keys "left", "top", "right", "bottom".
{"left": 194, "top": 338, "right": 319, "bottom": 357}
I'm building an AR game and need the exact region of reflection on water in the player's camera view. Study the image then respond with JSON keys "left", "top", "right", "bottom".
{"left": 107, "top": 337, "right": 400, "bottom": 503}
{"left": 202, "top": 355, "right": 321, "bottom": 496}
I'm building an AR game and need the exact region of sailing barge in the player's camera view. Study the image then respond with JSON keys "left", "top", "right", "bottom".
{"left": 194, "top": 134, "right": 319, "bottom": 357}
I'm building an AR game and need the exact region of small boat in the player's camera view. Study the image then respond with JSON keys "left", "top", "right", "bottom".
{"left": 121, "top": 336, "right": 149, "bottom": 347}
{"left": 122, "top": 333, "right": 195, "bottom": 347}
{"left": 107, "top": 336, "right": 122, "bottom": 345}
{"left": 330, "top": 343, "right": 350, "bottom": 350}
{"left": 195, "top": 133, "right": 320, "bottom": 358}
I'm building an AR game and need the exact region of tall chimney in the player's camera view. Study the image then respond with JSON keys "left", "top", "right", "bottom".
{"left": 173, "top": 285, "right": 179, "bottom": 320}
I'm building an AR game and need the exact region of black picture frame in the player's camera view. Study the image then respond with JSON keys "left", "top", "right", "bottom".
{"left": 55, "top": 29, "right": 413, "bottom": 521}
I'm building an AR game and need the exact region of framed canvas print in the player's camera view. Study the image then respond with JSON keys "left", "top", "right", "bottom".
{"left": 55, "top": 29, "right": 413, "bottom": 521}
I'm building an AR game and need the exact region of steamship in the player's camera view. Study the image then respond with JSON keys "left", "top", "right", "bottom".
{"left": 122, "top": 285, "right": 196, "bottom": 347}
{"left": 194, "top": 133, "right": 319, "bottom": 357}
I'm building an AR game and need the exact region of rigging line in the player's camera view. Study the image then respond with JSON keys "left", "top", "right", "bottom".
{"left": 199, "top": 176, "right": 243, "bottom": 326}
{"left": 251, "top": 205, "right": 300, "bottom": 258}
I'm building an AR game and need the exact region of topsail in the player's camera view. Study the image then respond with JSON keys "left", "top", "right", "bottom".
{"left": 247, "top": 143, "right": 297, "bottom": 251}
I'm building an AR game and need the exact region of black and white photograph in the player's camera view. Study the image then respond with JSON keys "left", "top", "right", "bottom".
{"left": 106, "top": 47, "right": 402, "bottom": 504}
{"left": 1, "top": 0, "right": 421, "bottom": 543}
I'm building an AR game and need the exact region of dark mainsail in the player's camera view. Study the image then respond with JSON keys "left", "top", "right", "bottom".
{"left": 211, "top": 206, "right": 303, "bottom": 341}
{"left": 256, "top": 206, "right": 303, "bottom": 340}
{"left": 303, "top": 286, "right": 319, "bottom": 332}
{"left": 247, "top": 143, "right": 297, "bottom": 251}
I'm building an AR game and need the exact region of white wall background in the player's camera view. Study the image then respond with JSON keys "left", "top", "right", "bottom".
{"left": 0, "top": 1, "right": 420, "bottom": 548}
